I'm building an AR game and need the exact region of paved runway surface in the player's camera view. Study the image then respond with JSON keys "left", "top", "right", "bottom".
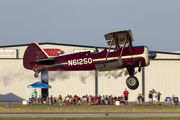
{"left": 0, "top": 113, "right": 180, "bottom": 117}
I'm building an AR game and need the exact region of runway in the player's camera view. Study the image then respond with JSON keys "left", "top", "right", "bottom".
{"left": 0, "top": 113, "right": 180, "bottom": 117}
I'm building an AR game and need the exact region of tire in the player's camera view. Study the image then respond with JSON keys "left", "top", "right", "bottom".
{"left": 34, "top": 73, "right": 39, "bottom": 78}
{"left": 126, "top": 76, "right": 139, "bottom": 90}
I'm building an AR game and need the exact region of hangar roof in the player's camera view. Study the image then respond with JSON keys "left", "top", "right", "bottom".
{"left": 0, "top": 42, "right": 109, "bottom": 49}
{"left": 0, "top": 42, "right": 180, "bottom": 60}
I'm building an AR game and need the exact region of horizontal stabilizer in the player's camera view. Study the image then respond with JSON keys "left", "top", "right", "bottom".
{"left": 95, "top": 58, "right": 124, "bottom": 71}
{"left": 34, "top": 58, "right": 55, "bottom": 64}
{"left": 34, "top": 58, "right": 64, "bottom": 67}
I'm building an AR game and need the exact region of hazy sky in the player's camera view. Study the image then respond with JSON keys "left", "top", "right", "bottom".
{"left": 0, "top": 0, "right": 180, "bottom": 52}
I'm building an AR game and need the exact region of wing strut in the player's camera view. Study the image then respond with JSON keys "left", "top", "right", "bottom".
{"left": 106, "top": 36, "right": 123, "bottom": 60}
{"left": 105, "top": 30, "right": 134, "bottom": 61}
{"left": 106, "top": 37, "right": 113, "bottom": 60}
{"left": 114, "top": 36, "right": 121, "bottom": 58}
{"left": 106, "top": 35, "right": 129, "bottom": 60}
{"left": 119, "top": 38, "right": 127, "bottom": 58}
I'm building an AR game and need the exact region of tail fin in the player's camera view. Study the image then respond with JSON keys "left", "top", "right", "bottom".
{"left": 23, "top": 42, "right": 49, "bottom": 70}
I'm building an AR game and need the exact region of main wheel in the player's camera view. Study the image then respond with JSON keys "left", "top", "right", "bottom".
{"left": 126, "top": 76, "right": 139, "bottom": 90}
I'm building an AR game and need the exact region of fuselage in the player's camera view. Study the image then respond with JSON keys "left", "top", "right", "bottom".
{"left": 39, "top": 46, "right": 150, "bottom": 71}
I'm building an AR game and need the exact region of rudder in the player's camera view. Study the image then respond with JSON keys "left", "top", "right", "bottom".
{"left": 23, "top": 42, "right": 49, "bottom": 70}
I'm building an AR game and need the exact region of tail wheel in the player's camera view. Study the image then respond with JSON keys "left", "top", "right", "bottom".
{"left": 34, "top": 73, "right": 39, "bottom": 78}
{"left": 126, "top": 76, "right": 139, "bottom": 90}
{"left": 34, "top": 71, "right": 40, "bottom": 78}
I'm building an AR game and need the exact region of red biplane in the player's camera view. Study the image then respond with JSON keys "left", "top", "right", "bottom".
{"left": 23, "top": 29, "right": 156, "bottom": 90}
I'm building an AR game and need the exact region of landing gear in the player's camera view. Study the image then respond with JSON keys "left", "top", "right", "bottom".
{"left": 126, "top": 76, "right": 139, "bottom": 90}
{"left": 34, "top": 71, "right": 40, "bottom": 78}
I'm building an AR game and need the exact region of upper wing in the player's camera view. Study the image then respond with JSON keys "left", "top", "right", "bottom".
{"left": 104, "top": 29, "right": 134, "bottom": 46}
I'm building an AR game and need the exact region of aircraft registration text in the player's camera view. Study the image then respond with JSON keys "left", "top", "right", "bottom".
{"left": 68, "top": 58, "right": 93, "bottom": 66}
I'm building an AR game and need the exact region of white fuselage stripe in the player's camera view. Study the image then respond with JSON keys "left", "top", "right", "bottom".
{"left": 92, "top": 47, "right": 150, "bottom": 66}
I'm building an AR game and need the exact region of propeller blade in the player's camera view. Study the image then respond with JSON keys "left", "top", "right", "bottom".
{"left": 149, "top": 51, "right": 157, "bottom": 60}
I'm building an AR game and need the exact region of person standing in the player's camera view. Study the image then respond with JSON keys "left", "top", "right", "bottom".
{"left": 32, "top": 89, "right": 37, "bottom": 101}
{"left": 171, "top": 95, "right": 175, "bottom": 105}
{"left": 148, "top": 91, "right": 153, "bottom": 105}
{"left": 157, "top": 92, "right": 162, "bottom": 105}
{"left": 153, "top": 91, "right": 157, "bottom": 105}
{"left": 123, "top": 88, "right": 129, "bottom": 105}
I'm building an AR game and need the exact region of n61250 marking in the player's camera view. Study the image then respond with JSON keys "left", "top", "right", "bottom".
{"left": 68, "top": 58, "right": 93, "bottom": 66}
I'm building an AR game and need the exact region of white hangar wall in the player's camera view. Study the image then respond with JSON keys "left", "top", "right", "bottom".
{"left": 0, "top": 43, "right": 180, "bottom": 102}
{"left": 145, "top": 59, "right": 180, "bottom": 102}
{"left": 0, "top": 59, "right": 41, "bottom": 101}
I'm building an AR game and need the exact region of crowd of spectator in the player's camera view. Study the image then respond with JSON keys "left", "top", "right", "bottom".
{"left": 30, "top": 89, "right": 129, "bottom": 105}
{"left": 29, "top": 88, "right": 178, "bottom": 105}
{"left": 30, "top": 94, "right": 128, "bottom": 105}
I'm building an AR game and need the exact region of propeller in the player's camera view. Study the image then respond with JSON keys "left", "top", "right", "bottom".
{"left": 149, "top": 50, "right": 157, "bottom": 60}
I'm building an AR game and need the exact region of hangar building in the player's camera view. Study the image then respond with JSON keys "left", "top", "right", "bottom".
{"left": 0, "top": 42, "right": 180, "bottom": 102}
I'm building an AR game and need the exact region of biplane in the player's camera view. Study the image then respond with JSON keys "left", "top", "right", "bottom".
{"left": 23, "top": 29, "right": 156, "bottom": 90}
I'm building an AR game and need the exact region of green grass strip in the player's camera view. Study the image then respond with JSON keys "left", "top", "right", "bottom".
{"left": 1, "top": 117, "right": 180, "bottom": 120}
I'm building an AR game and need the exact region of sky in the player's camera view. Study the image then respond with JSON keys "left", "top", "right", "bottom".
{"left": 0, "top": 0, "right": 180, "bottom": 52}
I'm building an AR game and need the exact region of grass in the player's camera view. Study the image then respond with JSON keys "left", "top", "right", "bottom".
{"left": 1, "top": 117, "right": 180, "bottom": 120}
{"left": 0, "top": 104, "right": 180, "bottom": 113}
